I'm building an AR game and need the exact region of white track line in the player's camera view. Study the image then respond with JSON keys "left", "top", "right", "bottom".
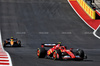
{"left": 67, "top": 0, "right": 100, "bottom": 39}
{"left": 0, "top": 31, "right": 13, "bottom": 66}
{"left": 93, "top": 25, "right": 100, "bottom": 39}
{"left": 96, "top": 10, "right": 100, "bottom": 13}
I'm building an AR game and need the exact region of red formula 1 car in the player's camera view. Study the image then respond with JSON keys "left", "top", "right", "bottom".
{"left": 37, "top": 43, "right": 87, "bottom": 60}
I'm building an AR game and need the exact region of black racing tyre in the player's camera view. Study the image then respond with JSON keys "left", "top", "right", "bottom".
{"left": 77, "top": 49, "right": 84, "bottom": 60}
{"left": 37, "top": 48, "right": 46, "bottom": 58}
{"left": 18, "top": 40, "right": 21, "bottom": 47}
{"left": 71, "top": 49, "right": 78, "bottom": 54}
{"left": 18, "top": 43, "right": 21, "bottom": 47}
{"left": 3, "top": 41, "right": 6, "bottom": 47}
{"left": 53, "top": 50, "right": 62, "bottom": 60}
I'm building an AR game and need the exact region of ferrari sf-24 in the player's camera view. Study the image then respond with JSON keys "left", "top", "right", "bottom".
{"left": 37, "top": 43, "right": 87, "bottom": 60}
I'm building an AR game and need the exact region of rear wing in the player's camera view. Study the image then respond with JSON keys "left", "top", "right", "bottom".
{"left": 41, "top": 44, "right": 57, "bottom": 47}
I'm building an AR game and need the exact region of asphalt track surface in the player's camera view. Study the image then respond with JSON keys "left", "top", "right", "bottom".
{"left": 0, "top": 0, "right": 100, "bottom": 66}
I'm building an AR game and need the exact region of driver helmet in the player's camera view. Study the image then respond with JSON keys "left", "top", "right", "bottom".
{"left": 57, "top": 42, "right": 61, "bottom": 44}
{"left": 11, "top": 37, "right": 14, "bottom": 39}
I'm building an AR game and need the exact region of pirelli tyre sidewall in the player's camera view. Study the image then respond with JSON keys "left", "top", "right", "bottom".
{"left": 37, "top": 48, "right": 46, "bottom": 58}
{"left": 53, "top": 50, "right": 62, "bottom": 60}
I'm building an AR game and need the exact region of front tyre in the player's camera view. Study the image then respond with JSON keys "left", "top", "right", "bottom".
{"left": 53, "top": 50, "right": 62, "bottom": 60}
{"left": 37, "top": 48, "right": 46, "bottom": 58}
{"left": 77, "top": 49, "right": 84, "bottom": 60}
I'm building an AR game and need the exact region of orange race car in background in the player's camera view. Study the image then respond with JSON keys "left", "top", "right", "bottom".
{"left": 3, "top": 37, "right": 21, "bottom": 47}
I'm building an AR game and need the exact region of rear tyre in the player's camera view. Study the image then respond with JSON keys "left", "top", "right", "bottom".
{"left": 37, "top": 48, "right": 46, "bottom": 58}
{"left": 53, "top": 50, "right": 62, "bottom": 60}
{"left": 18, "top": 40, "right": 21, "bottom": 47}
{"left": 3, "top": 41, "right": 6, "bottom": 47}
